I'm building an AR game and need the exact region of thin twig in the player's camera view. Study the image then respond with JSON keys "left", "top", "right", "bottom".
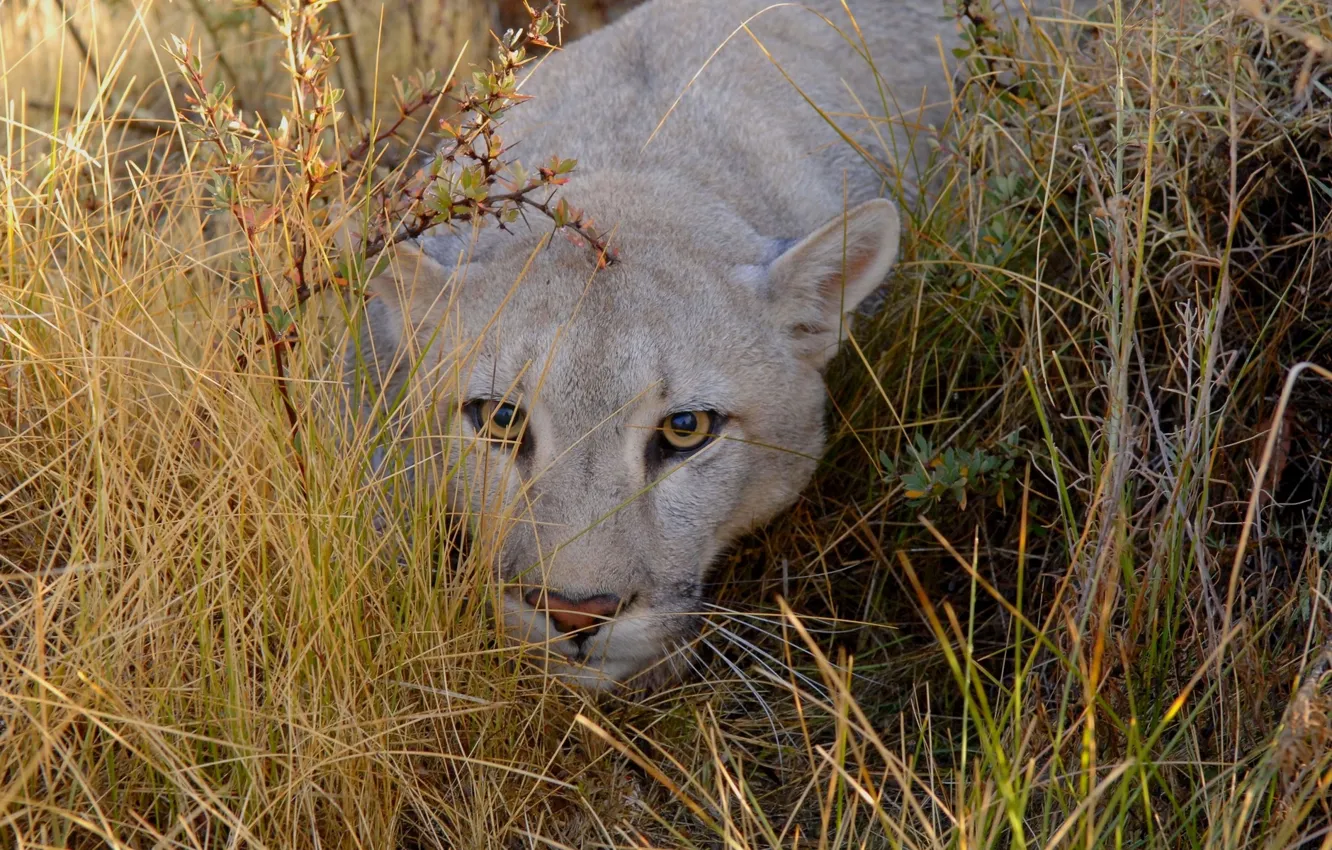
{"left": 183, "top": 0, "right": 246, "bottom": 109}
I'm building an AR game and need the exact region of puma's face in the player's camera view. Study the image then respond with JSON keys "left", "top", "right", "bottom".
{"left": 354, "top": 200, "right": 899, "bottom": 688}
{"left": 447, "top": 270, "right": 827, "bottom": 688}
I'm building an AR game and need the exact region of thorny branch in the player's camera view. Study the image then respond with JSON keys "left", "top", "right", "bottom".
{"left": 171, "top": 35, "right": 306, "bottom": 480}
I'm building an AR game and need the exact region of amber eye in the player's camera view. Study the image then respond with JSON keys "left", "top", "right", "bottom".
{"left": 469, "top": 400, "right": 526, "bottom": 444}
{"left": 658, "top": 410, "right": 715, "bottom": 452}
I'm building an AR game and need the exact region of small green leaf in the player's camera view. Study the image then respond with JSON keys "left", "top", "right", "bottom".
{"left": 268, "top": 306, "right": 292, "bottom": 335}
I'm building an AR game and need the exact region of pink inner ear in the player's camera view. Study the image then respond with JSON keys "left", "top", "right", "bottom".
{"left": 821, "top": 243, "right": 878, "bottom": 297}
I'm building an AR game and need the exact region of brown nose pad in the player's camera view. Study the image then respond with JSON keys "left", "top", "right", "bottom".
{"left": 524, "top": 589, "right": 622, "bottom": 635}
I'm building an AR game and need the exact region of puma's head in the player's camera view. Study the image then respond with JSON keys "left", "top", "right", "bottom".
{"left": 346, "top": 197, "right": 899, "bottom": 688}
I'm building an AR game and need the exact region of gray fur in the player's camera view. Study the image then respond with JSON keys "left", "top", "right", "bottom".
{"left": 349, "top": 0, "right": 959, "bottom": 688}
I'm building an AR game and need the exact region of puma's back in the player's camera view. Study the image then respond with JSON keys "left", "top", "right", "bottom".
{"left": 350, "top": 0, "right": 956, "bottom": 687}
{"left": 487, "top": 0, "right": 955, "bottom": 240}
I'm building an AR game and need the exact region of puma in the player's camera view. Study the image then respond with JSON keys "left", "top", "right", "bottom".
{"left": 347, "top": 0, "right": 958, "bottom": 687}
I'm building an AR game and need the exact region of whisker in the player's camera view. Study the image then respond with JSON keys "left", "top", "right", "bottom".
{"left": 704, "top": 602, "right": 854, "bottom": 636}
{"left": 677, "top": 640, "right": 712, "bottom": 682}
{"left": 711, "top": 613, "right": 826, "bottom": 658}
{"left": 705, "top": 607, "right": 877, "bottom": 688}
{"left": 699, "top": 634, "right": 783, "bottom": 751}
{"left": 703, "top": 620, "right": 795, "bottom": 684}
{"left": 707, "top": 622, "right": 830, "bottom": 698}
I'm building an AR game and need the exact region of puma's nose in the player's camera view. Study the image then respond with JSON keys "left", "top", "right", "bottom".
{"left": 524, "top": 589, "right": 622, "bottom": 636}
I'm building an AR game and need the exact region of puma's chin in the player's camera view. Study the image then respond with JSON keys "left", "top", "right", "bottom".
{"left": 502, "top": 594, "right": 697, "bottom": 690}
{"left": 541, "top": 655, "right": 659, "bottom": 690}
{"left": 538, "top": 645, "right": 689, "bottom": 692}
{"left": 508, "top": 640, "right": 669, "bottom": 689}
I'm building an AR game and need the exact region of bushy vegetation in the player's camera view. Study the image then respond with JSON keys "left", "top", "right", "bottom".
{"left": 2, "top": 0, "right": 1330, "bottom": 847}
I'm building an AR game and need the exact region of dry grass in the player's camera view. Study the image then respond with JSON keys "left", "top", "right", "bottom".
{"left": 3, "top": 0, "right": 1332, "bottom": 847}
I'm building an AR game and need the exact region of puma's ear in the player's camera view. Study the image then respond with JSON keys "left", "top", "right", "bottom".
{"left": 362, "top": 241, "right": 454, "bottom": 326}
{"left": 329, "top": 207, "right": 462, "bottom": 373}
{"left": 765, "top": 199, "right": 900, "bottom": 369}
{"left": 347, "top": 242, "right": 456, "bottom": 402}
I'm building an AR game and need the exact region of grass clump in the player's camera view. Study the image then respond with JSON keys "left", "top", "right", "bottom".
{"left": 2, "top": 0, "right": 1332, "bottom": 848}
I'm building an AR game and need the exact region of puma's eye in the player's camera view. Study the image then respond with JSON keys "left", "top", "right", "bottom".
{"left": 469, "top": 400, "right": 527, "bottom": 444}
{"left": 658, "top": 410, "right": 716, "bottom": 452}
